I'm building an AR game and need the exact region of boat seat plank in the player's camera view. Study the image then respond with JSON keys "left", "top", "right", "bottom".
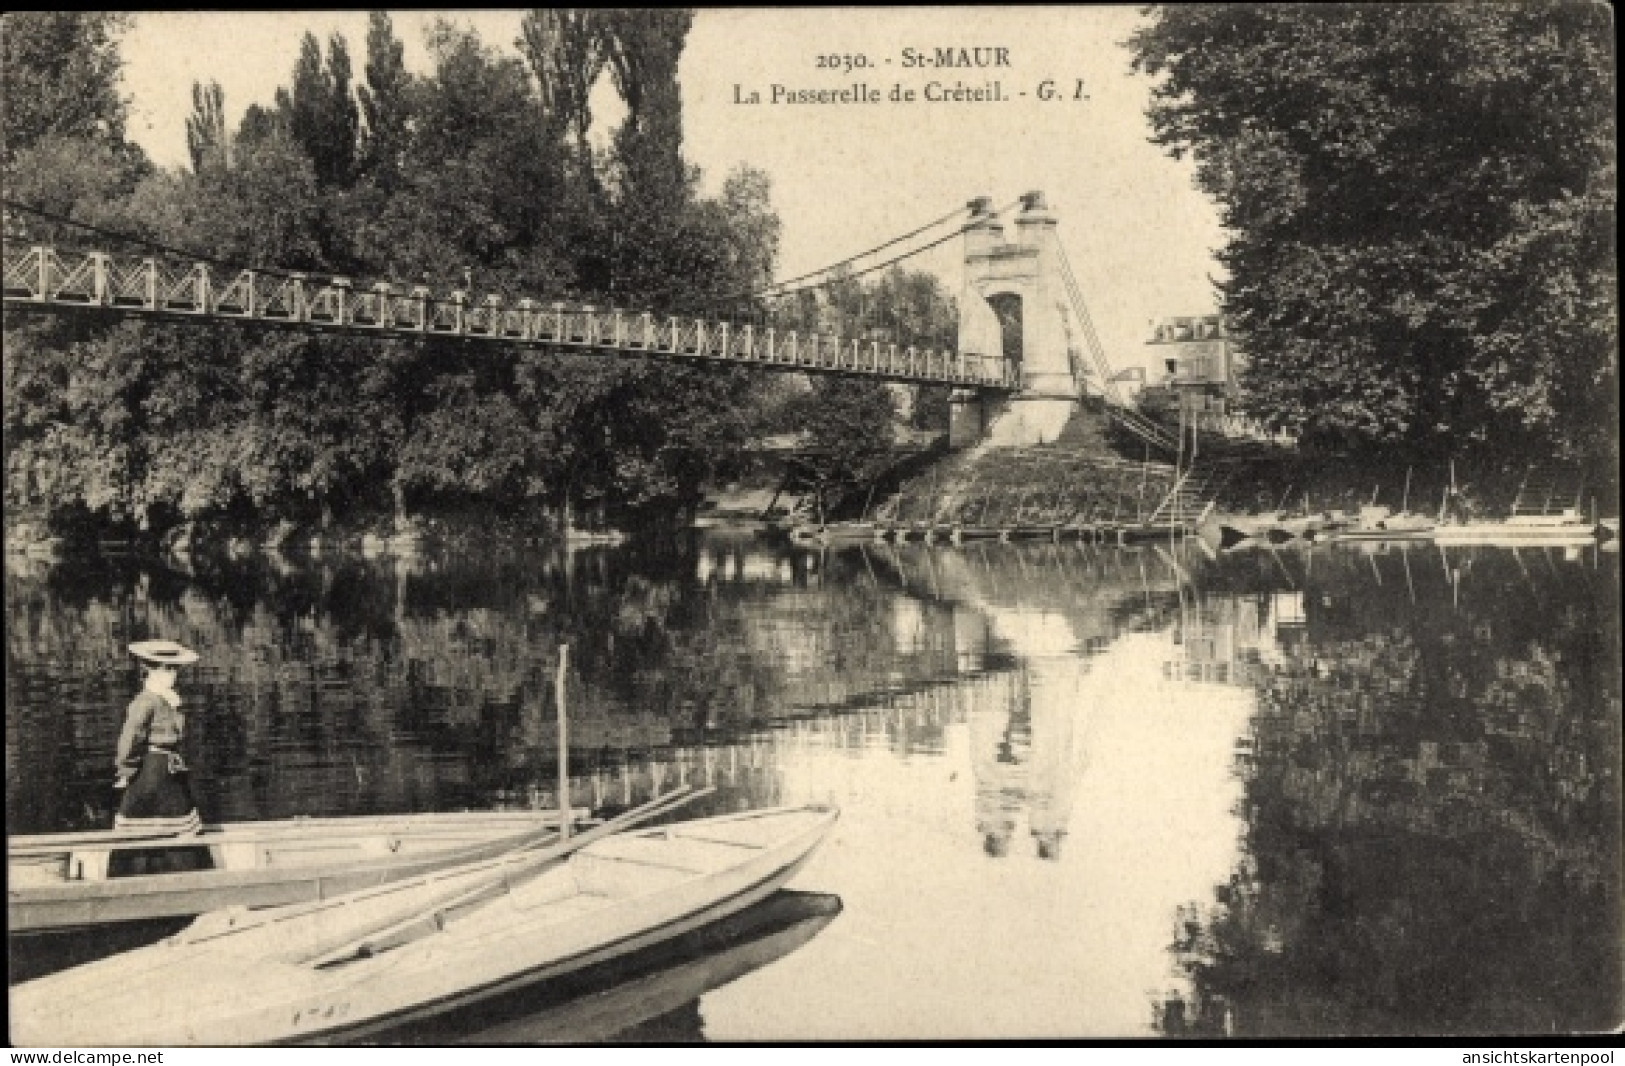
{"left": 586, "top": 836, "right": 768, "bottom": 874}
{"left": 666, "top": 833, "right": 766, "bottom": 850}
{"left": 576, "top": 852, "right": 713, "bottom": 874}
{"left": 670, "top": 809, "right": 832, "bottom": 849}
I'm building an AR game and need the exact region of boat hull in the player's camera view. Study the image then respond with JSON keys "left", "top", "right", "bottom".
{"left": 1328, "top": 522, "right": 1435, "bottom": 542}
{"left": 1430, "top": 523, "right": 1601, "bottom": 545}
{"left": 12, "top": 806, "right": 838, "bottom": 1047}
{"left": 438, "top": 889, "right": 842, "bottom": 1044}
{"left": 9, "top": 811, "right": 581, "bottom": 934}
{"left": 307, "top": 835, "right": 828, "bottom": 1044}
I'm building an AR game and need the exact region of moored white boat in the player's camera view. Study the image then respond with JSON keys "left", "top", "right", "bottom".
{"left": 1327, "top": 504, "right": 1435, "bottom": 542}
{"left": 434, "top": 890, "right": 843, "bottom": 1044}
{"left": 11, "top": 804, "right": 838, "bottom": 1046}
{"left": 8, "top": 810, "right": 584, "bottom": 934}
{"left": 1430, "top": 513, "right": 1603, "bottom": 545}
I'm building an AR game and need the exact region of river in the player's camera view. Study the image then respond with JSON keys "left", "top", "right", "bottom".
{"left": 5, "top": 532, "right": 1620, "bottom": 1039}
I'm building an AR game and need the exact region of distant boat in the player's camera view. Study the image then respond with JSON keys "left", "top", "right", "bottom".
{"left": 8, "top": 810, "right": 584, "bottom": 935}
{"left": 11, "top": 805, "right": 837, "bottom": 1047}
{"left": 1331, "top": 470, "right": 1434, "bottom": 542}
{"left": 1200, "top": 484, "right": 1342, "bottom": 549}
{"left": 1328, "top": 504, "right": 1435, "bottom": 542}
{"left": 1431, "top": 514, "right": 1603, "bottom": 545}
{"left": 1202, "top": 514, "right": 1300, "bottom": 550}
{"left": 1431, "top": 466, "right": 1606, "bottom": 545}
{"left": 563, "top": 527, "right": 627, "bottom": 545}
{"left": 788, "top": 521, "right": 883, "bottom": 545}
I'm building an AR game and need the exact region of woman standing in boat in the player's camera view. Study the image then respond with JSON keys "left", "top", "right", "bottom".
{"left": 114, "top": 640, "right": 203, "bottom": 834}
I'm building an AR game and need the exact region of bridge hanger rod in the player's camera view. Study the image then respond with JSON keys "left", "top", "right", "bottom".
{"left": 5, "top": 197, "right": 1021, "bottom": 391}
{"left": 5, "top": 194, "right": 988, "bottom": 334}
{"left": 3, "top": 196, "right": 523, "bottom": 322}
{"left": 4, "top": 196, "right": 755, "bottom": 324}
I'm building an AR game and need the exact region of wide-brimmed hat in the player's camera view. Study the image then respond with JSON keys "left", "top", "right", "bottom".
{"left": 128, "top": 640, "right": 200, "bottom": 667}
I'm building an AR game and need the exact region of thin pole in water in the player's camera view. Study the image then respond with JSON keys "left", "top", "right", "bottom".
{"left": 556, "top": 643, "right": 571, "bottom": 841}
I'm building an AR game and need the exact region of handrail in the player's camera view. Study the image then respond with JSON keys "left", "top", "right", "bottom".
{"left": 3, "top": 245, "right": 1017, "bottom": 392}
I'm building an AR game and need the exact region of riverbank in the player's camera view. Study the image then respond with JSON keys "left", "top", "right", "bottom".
{"left": 2, "top": 503, "right": 591, "bottom": 561}
{"left": 8, "top": 439, "right": 1614, "bottom": 560}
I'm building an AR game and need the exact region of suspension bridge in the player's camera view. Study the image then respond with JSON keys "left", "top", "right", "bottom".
{"left": 2, "top": 191, "right": 1176, "bottom": 452}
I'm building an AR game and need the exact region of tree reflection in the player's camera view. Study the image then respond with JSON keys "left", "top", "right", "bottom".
{"left": 1163, "top": 548, "right": 1622, "bottom": 1036}
{"left": 5, "top": 542, "right": 983, "bottom": 832}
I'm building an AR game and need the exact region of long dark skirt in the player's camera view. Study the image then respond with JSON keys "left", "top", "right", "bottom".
{"left": 115, "top": 750, "right": 201, "bottom": 832}
{"left": 111, "top": 750, "right": 209, "bottom": 875}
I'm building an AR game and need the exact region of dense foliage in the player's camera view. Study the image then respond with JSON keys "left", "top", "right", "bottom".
{"left": 1131, "top": 3, "right": 1616, "bottom": 461}
{"left": 760, "top": 266, "right": 960, "bottom": 503}
{"left": 3, "top": 11, "right": 938, "bottom": 539}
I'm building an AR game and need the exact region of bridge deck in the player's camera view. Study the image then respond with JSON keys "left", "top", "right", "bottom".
{"left": 4, "top": 246, "right": 1017, "bottom": 391}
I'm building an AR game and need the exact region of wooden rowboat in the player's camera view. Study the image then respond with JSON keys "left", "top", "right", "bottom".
{"left": 411, "top": 890, "right": 842, "bottom": 1044}
{"left": 8, "top": 809, "right": 586, "bottom": 935}
{"left": 1430, "top": 516, "right": 1603, "bottom": 545}
{"left": 12, "top": 804, "right": 838, "bottom": 1046}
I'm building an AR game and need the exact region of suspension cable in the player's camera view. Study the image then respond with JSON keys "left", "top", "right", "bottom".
{"left": 738, "top": 204, "right": 970, "bottom": 300}
{"left": 763, "top": 221, "right": 972, "bottom": 300}
{"left": 1056, "top": 241, "right": 1124, "bottom": 402}
{"left": 758, "top": 196, "right": 1028, "bottom": 303}
{"left": 1054, "top": 240, "right": 1179, "bottom": 451}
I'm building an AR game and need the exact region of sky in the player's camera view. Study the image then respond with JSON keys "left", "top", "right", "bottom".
{"left": 117, "top": 9, "right": 1227, "bottom": 377}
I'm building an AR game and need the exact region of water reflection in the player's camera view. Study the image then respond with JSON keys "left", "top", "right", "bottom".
{"left": 378, "top": 891, "right": 844, "bottom": 1045}
{"left": 5, "top": 535, "right": 1617, "bottom": 1039}
{"left": 1161, "top": 544, "right": 1621, "bottom": 1038}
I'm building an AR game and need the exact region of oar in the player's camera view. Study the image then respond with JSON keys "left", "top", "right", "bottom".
{"left": 300, "top": 785, "right": 713, "bottom": 968}
{"left": 177, "top": 786, "right": 702, "bottom": 957}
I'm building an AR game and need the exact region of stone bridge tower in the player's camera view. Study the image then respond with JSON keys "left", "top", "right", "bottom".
{"left": 950, "top": 192, "right": 1092, "bottom": 448}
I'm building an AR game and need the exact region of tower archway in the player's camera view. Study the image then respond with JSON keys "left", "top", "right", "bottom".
{"left": 951, "top": 192, "right": 1088, "bottom": 448}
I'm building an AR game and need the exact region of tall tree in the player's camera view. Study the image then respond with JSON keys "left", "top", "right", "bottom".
{"left": 185, "top": 80, "right": 228, "bottom": 174}
{"left": 280, "top": 31, "right": 359, "bottom": 188}
{"left": 356, "top": 11, "right": 410, "bottom": 185}
{"left": 518, "top": 9, "right": 606, "bottom": 160}
{"left": 601, "top": 9, "right": 691, "bottom": 195}
{"left": 1131, "top": 2, "right": 1616, "bottom": 461}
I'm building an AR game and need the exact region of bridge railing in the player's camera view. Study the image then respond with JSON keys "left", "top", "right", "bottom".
{"left": 4, "top": 246, "right": 1018, "bottom": 391}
